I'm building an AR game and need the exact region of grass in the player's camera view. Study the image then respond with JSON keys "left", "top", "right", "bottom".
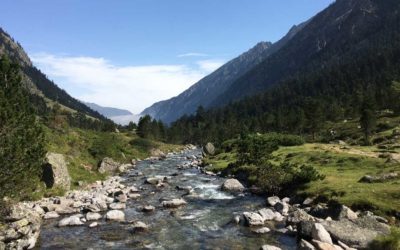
{"left": 44, "top": 126, "right": 183, "bottom": 190}
{"left": 205, "top": 141, "right": 400, "bottom": 215}
{"left": 272, "top": 144, "right": 400, "bottom": 215}
{"left": 203, "top": 152, "right": 236, "bottom": 172}
{"left": 368, "top": 227, "right": 400, "bottom": 250}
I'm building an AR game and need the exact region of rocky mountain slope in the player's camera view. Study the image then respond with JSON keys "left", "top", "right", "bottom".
{"left": 141, "top": 20, "right": 308, "bottom": 123}
{"left": 0, "top": 27, "right": 107, "bottom": 121}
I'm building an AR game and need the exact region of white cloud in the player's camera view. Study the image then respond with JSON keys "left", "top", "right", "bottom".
{"left": 31, "top": 53, "right": 225, "bottom": 114}
{"left": 196, "top": 59, "right": 225, "bottom": 72}
{"left": 177, "top": 52, "right": 209, "bottom": 58}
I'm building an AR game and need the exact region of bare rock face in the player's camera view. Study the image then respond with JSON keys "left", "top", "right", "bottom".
{"left": 221, "top": 179, "right": 245, "bottom": 193}
{"left": 98, "top": 157, "right": 120, "bottom": 174}
{"left": 42, "top": 153, "right": 71, "bottom": 191}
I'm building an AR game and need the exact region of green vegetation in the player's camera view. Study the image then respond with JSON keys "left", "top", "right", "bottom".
{"left": 368, "top": 227, "right": 400, "bottom": 250}
{"left": 0, "top": 57, "right": 45, "bottom": 218}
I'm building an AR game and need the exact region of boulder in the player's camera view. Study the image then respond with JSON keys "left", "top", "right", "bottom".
{"left": 105, "top": 210, "right": 125, "bottom": 221}
{"left": 86, "top": 212, "right": 102, "bottom": 221}
{"left": 130, "top": 221, "right": 149, "bottom": 232}
{"left": 299, "top": 239, "right": 316, "bottom": 250}
{"left": 243, "top": 212, "right": 264, "bottom": 226}
{"left": 337, "top": 205, "right": 358, "bottom": 221}
{"left": 274, "top": 201, "right": 289, "bottom": 215}
{"left": 287, "top": 209, "right": 316, "bottom": 225}
{"left": 203, "top": 142, "right": 215, "bottom": 156}
{"left": 162, "top": 198, "right": 187, "bottom": 208}
{"left": 43, "top": 211, "right": 59, "bottom": 219}
{"left": 42, "top": 152, "right": 71, "bottom": 190}
{"left": 221, "top": 179, "right": 245, "bottom": 193}
{"left": 311, "top": 223, "right": 333, "bottom": 244}
{"left": 260, "top": 245, "right": 282, "bottom": 250}
{"left": 58, "top": 215, "right": 84, "bottom": 227}
{"left": 142, "top": 205, "right": 155, "bottom": 212}
{"left": 267, "top": 196, "right": 281, "bottom": 207}
{"left": 251, "top": 227, "right": 270, "bottom": 234}
{"left": 258, "top": 208, "right": 276, "bottom": 221}
{"left": 311, "top": 240, "right": 337, "bottom": 250}
{"left": 98, "top": 157, "right": 120, "bottom": 174}
{"left": 298, "top": 217, "right": 390, "bottom": 249}
{"left": 109, "top": 203, "right": 126, "bottom": 210}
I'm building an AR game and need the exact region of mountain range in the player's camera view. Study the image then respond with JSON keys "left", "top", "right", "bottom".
{"left": 142, "top": 0, "right": 396, "bottom": 125}
{"left": 84, "top": 102, "right": 140, "bottom": 125}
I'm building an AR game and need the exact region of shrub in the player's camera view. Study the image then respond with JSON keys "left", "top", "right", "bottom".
{"left": 368, "top": 227, "right": 400, "bottom": 250}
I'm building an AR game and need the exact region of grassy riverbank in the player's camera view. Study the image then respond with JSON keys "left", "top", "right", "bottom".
{"left": 43, "top": 126, "right": 183, "bottom": 191}
{"left": 205, "top": 142, "right": 400, "bottom": 216}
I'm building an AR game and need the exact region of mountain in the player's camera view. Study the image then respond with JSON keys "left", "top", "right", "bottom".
{"left": 213, "top": 0, "right": 394, "bottom": 107}
{"left": 141, "top": 21, "right": 309, "bottom": 123}
{"left": 0, "top": 27, "right": 108, "bottom": 121}
{"left": 165, "top": 0, "right": 400, "bottom": 144}
{"left": 84, "top": 102, "right": 140, "bottom": 125}
{"left": 84, "top": 102, "right": 133, "bottom": 117}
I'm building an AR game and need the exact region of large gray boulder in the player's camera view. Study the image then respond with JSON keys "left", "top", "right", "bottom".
{"left": 243, "top": 212, "right": 264, "bottom": 226}
{"left": 42, "top": 153, "right": 71, "bottom": 190}
{"left": 98, "top": 157, "right": 120, "bottom": 174}
{"left": 311, "top": 223, "right": 332, "bottom": 244}
{"left": 203, "top": 142, "right": 215, "bottom": 155}
{"left": 221, "top": 179, "right": 245, "bottom": 193}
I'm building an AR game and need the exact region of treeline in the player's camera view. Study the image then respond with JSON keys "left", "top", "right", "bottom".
{"left": 163, "top": 31, "right": 400, "bottom": 145}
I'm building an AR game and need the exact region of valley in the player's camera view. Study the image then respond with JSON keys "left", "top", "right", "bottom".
{"left": 1, "top": 0, "right": 400, "bottom": 249}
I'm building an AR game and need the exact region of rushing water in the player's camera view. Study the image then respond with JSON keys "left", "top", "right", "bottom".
{"left": 37, "top": 150, "right": 296, "bottom": 249}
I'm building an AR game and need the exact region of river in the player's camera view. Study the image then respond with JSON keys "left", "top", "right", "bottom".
{"left": 37, "top": 150, "right": 296, "bottom": 249}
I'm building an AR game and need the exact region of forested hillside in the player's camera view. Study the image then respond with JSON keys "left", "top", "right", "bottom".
{"left": 163, "top": 0, "right": 400, "bottom": 145}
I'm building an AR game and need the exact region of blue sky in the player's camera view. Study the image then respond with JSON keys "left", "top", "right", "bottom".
{"left": 1, "top": 0, "right": 334, "bottom": 113}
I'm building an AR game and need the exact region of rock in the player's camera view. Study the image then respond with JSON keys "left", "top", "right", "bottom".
{"left": 162, "top": 198, "right": 187, "bottom": 208}
{"left": 42, "top": 152, "right": 71, "bottom": 190}
{"left": 311, "top": 240, "right": 337, "bottom": 250}
{"left": 251, "top": 227, "right": 270, "bottom": 234}
{"left": 320, "top": 218, "right": 390, "bottom": 248}
{"left": 86, "top": 212, "right": 102, "bottom": 221}
{"left": 32, "top": 204, "right": 45, "bottom": 216}
{"left": 243, "top": 212, "right": 264, "bottom": 226}
{"left": 274, "top": 201, "right": 289, "bottom": 215}
{"left": 130, "top": 221, "right": 149, "bottom": 232}
{"left": 258, "top": 208, "right": 276, "bottom": 221}
{"left": 311, "top": 223, "right": 333, "bottom": 244}
{"left": 44, "top": 211, "right": 60, "bottom": 219}
{"left": 89, "top": 222, "right": 98, "bottom": 228}
{"left": 221, "top": 179, "right": 245, "bottom": 193}
{"left": 299, "top": 239, "right": 316, "bottom": 250}
{"left": 274, "top": 212, "right": 284, "bottom": 222}
{"left": 58, "top": 215, "right": 84, "bottom": 227}
{"left": 150, "top": 148, "right": 166, "bottom": 159}
{"left": 142, "top": 205, "right": 155, "bottom": 212}
{"left": 359, "top": 172, "right": 398, "bottom": 183}
{"left": 118, "top": 164, "right": 132, "bottom": 173}
{"left": 303, "top": 198, "right": 314, "bottom": 206}
{"left": 337, "top": 241, "right": 356, "bottom": 250}
{"left": 98, "top": 157, "right": 120, "bottom": 174}
{"left": 55, "top": 205, "right": 76, "bottom": 215}
{"left": 282, "top": 197, "right": 290, "bottom": 203}
{"left": 10, "top": 218, "right": 29, "bottom": 230}
{"left": 233, "top": 215, "right": 241, "bottom": 224}
{"left": 287, "top": 209, "right": 316, "bottom": 225}
{"left": 337, "top": 205, "right": 358, "bottom": 221}
{"left": 105, "top": 210, "right": 125, "bottom": 221}
{"left": 114, "top": 192, "right": 128, "bottom": 203}
{"left": 260, "top": 245, "right": 282, "bottom": 250}
{"left": 128, "top": 193, "right": 141, "bottom": 199}
{"left": 109, "top": 203, "right": 126, "bottom": 210}
{"left": 146, "top": 177, "right": 163, "bottom": 185}
{"left": 203, "top": 142, "right": 215, "bottom": 156}
{"left": 267, "top": 196, "right": 281, "bottom": 206}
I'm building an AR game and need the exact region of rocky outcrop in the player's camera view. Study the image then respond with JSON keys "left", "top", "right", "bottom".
{"left": 203, "top": 142, "right": 215, "bottom": 156}
{"left": 42, "top": 152, "right": 71, "bottom": 191}
{"left": 221, "top": 178, "right": 245, "bottom": 193}
{"left": 98, "top": 157, "right": 120, "bottom": 174}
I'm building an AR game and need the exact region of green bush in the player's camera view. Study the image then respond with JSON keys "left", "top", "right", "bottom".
{"left": 129, "top": 138, "right": 156, "bottom": 151}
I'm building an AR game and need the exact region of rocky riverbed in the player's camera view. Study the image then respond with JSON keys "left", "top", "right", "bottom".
{"left": 0, "top": 147, "right": 392, "bottom": 250}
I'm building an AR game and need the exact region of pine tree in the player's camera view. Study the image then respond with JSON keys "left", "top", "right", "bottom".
{"left": 0, "top": 56, "right": 45, "bottom": 206}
